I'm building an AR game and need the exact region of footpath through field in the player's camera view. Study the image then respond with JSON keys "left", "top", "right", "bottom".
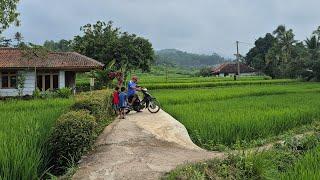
{"left": 72, "top": 110, "right": 224, "bottom": 180}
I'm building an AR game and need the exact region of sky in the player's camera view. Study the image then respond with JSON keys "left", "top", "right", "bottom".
{"left": 3, "top": 0, "right": 320, "bottom": 58}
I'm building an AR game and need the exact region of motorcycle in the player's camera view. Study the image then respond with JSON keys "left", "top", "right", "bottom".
{"left": 125, "top": 87, "right": 161, "bottom": 114}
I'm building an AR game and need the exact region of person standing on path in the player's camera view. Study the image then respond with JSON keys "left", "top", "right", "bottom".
{"left": 119, "top": 87, "right": 128, "bottom": 119}
{"left": 112, "top": 87, "right": 120, "bottom": 115}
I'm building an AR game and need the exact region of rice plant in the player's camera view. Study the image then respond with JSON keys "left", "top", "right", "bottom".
{"left": 0, "top": 99, "right": 73, "bottom": 180}
{"left": 142, "top": 79, "right": 297, "bottom": 90}
{"left": 153, "top": 83, "right": 320, "bottom": 147}
{"left": 279, "top": 145, "right": 320, "bottom": 179}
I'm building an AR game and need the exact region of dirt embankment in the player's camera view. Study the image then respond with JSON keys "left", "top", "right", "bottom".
{"left": 72, "top": 110, "right": 224, "bottom": 180}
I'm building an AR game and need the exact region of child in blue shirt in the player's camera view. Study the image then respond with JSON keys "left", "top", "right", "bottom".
{"left": 119, "top": 87, "right": 128, "bottom": 119}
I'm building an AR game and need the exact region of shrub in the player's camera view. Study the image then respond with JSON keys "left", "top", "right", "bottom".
{"left": 48, "top": 110, "right": 97, "bottom": 174}
{"left": 33, "top": 88, "right": 41, "bottom": 98}
{"left": 197, "top": 67, "right": 213, "bottom": 77}
{"left": 76, "top": 82, "right": 91, "bottom": 92}
{"left": 56, "top": 88, "right": 72, "bottom": 98}
{"left": 72, "top": 90, "right": 113, "bottom": 120}
{"left": 263, "top": 76, "right": 272, "bottom": 80}
{"left": 40, "top": 89, "right": 57, "bottom": 99}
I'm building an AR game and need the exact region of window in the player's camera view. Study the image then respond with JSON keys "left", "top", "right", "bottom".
{"left": 36, "top": 73, "right": 59, "bottom": 91}
{"left": 1, "top": 72, "right": 17, "bottom": 88}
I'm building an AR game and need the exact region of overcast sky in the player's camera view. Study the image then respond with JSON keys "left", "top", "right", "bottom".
{"left": 3, "top": 0, "right": 320, "bottom": 57}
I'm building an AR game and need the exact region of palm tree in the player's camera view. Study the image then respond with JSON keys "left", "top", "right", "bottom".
{"left": 305, "top": 34, "right": 320, "bottom": 81}
{"left": 305, "top": 36, "right": 320, "bottom": 50}
{"left": 273, "top": 25, "right": 297, "bottom": 63}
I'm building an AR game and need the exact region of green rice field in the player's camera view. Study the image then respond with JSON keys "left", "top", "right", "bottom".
{"left": 152, "top": 83, "right": 320, "bottom": 147}
{"left": 0, "top": 99, "right": 73, "bottom": 179}
{"left": 150, "top": 77, "right": 320, "bottom": 179}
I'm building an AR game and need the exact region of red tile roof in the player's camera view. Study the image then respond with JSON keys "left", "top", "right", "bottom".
{"left": 0, "top": 48, "right": 104, "bottom": 70}
{"left": 212, "top": 62, "right": 256, "bottom": 74}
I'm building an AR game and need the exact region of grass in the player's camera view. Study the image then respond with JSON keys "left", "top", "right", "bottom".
{"left": 153, "top": 83, "right": 320, "bottom": 148}
{"left": 152, "top": 83, "right": 320, "bottom": 105}
{"left": 163, "top": 132, "right": 320, "bottom": 180}
{"left": 142, "top": 79, "right": 297, "bottom": 90}
{"left": 140, "top": 75, "right": 266, "bottom": 84}
{"left": 280, "top": 145, "right": 320, "bottom": 180}
{"left": 0, "top": 98, "right": 73, "bottom": 180}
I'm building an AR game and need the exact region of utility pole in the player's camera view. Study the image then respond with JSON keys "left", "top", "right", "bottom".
{"left": 165, "top": 64, "right": 168, "bottom": 82}
{"left": 236, "top": 41, "right": 240, "bottom": 76}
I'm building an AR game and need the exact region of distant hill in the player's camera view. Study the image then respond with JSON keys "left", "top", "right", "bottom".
{"left": 155, "top": 49, "right": 227, "bottom": 67}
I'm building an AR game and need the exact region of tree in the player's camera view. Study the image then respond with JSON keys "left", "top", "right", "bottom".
{"left": 0, "top": 0, "right": 20, "bottom": 33}
{"left": 14, "top": 31, "right": 22, "bottom": 46}
{"left": 245, "top": 33, "right": 276, "bottom": 73}
{"left": 304, "top": 27, "right": 320, "bottom": 81}
{"left": 197, "top": 67, "right": 212, "bottom": 77}
{"left": 72, "top": 21, "right": 155, "bottom": 74}
{"left": 155, "top": 49, "right": 226, "bottom": 67}
{"left": 272, "top": 25, "right": 297, "bottom": 64}
{"left": 43, "top": 39, "right": 72, "bottom": 52}
{"left": 264, "top": 25, "right": 298, "bottom": 78}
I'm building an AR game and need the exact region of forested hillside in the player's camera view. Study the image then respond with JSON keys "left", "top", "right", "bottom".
{"left": 155, "top": 49, "right": 226, "bottom": 67}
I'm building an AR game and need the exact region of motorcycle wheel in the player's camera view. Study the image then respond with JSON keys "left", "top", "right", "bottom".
{"left": 125, "top": 109, "right": 131, "bottom": 114}
{"left": 148, "top": 99, "right": 161, "bottom": 113}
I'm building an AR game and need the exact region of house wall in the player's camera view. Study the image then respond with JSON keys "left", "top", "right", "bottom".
{"left": 59, "top": 71, "right": 65, "bottom": 88}
{"left": 0, "top": 70, "right": 35, "bottom": 97}
{"left": 241, "top": 73, "right": 256, "bottom": 76}
{"left": 0, "top": 70, "right": 78, "bottom": 97}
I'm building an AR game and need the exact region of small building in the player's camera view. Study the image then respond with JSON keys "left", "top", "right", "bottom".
{"left": 0, "top": 48, "right": 104, "bottom": 97}
{"left": 212, "top": 62, "right": 256, "bottom": 77}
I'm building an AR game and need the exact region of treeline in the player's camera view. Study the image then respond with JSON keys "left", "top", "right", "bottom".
{"left": 42, "top": 21, "right": 154, "bottom": 73}
{"left": 155, "top": 49, "right": 226, "bottom": 67}
{"left": 245, "top": 25, "right": 320, "bottom": 81}
{"left": 43, "top": 39, "right": 72, "bottom": 52}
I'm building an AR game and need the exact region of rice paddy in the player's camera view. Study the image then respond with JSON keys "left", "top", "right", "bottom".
{"left": 149, "top": 77, "right": 320, "bottom": 179}
{"left": 151, "top": 82, "right": 320, "bottom": 147}
{"left": 0, "top": 99, "right": 73, "bottom": 179}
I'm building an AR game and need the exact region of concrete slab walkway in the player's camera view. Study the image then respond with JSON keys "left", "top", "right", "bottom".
{"left": 72, "top": 109, "right": 224, "bottom": 180}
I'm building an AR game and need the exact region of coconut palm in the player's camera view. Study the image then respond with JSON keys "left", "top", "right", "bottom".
{"left": 305, "top": 36, "right": 320, "bottom": 50}
{"left": 273, "top": 25, "right": 297, "bottom": 63}
{"left": 305, "top": 35, "right": 320, "bottom": 80}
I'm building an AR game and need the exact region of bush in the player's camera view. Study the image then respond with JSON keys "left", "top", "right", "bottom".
{"left": 197, "top": 67, "right": 213, "bottom": 77}
{"left": 48, "top": 110, "right": 97, "bottom": 174}
{"left": 46, "top": 89, "right": 114, "bottom": 175}
{"left": 263, "top": 76, "right": 272, "bottom": 80}
{"left": 76, "top": 82, "right": 104, "bottom": 92}
{"left": 76, "top": 82, "right": 91, "bottom": 92}
{"left": 56, "top": 88, "right": 72, "bottom": 98}
{"left": 33, "top": 88, "right": 41, "bottom": 98}
{"left": 41, "top": 89, "right": 58, "bottom": 98}
{"left": 71, "top": 90, "right": 113, "bottom": 120}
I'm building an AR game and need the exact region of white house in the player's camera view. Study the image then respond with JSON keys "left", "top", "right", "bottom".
{"left": 0, "top": 48, "right": 104, "bottom": 97}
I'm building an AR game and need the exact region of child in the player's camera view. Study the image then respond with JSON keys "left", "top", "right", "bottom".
{"left": 112, "top": 87, "right": 120, "bottom": 115}
{"left": 119, "top": 87, "right": 128, "bottom": 119}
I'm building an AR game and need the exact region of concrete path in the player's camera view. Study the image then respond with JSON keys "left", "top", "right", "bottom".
{"left": 72, "top": 109, "right": 224, "bottom": 180}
